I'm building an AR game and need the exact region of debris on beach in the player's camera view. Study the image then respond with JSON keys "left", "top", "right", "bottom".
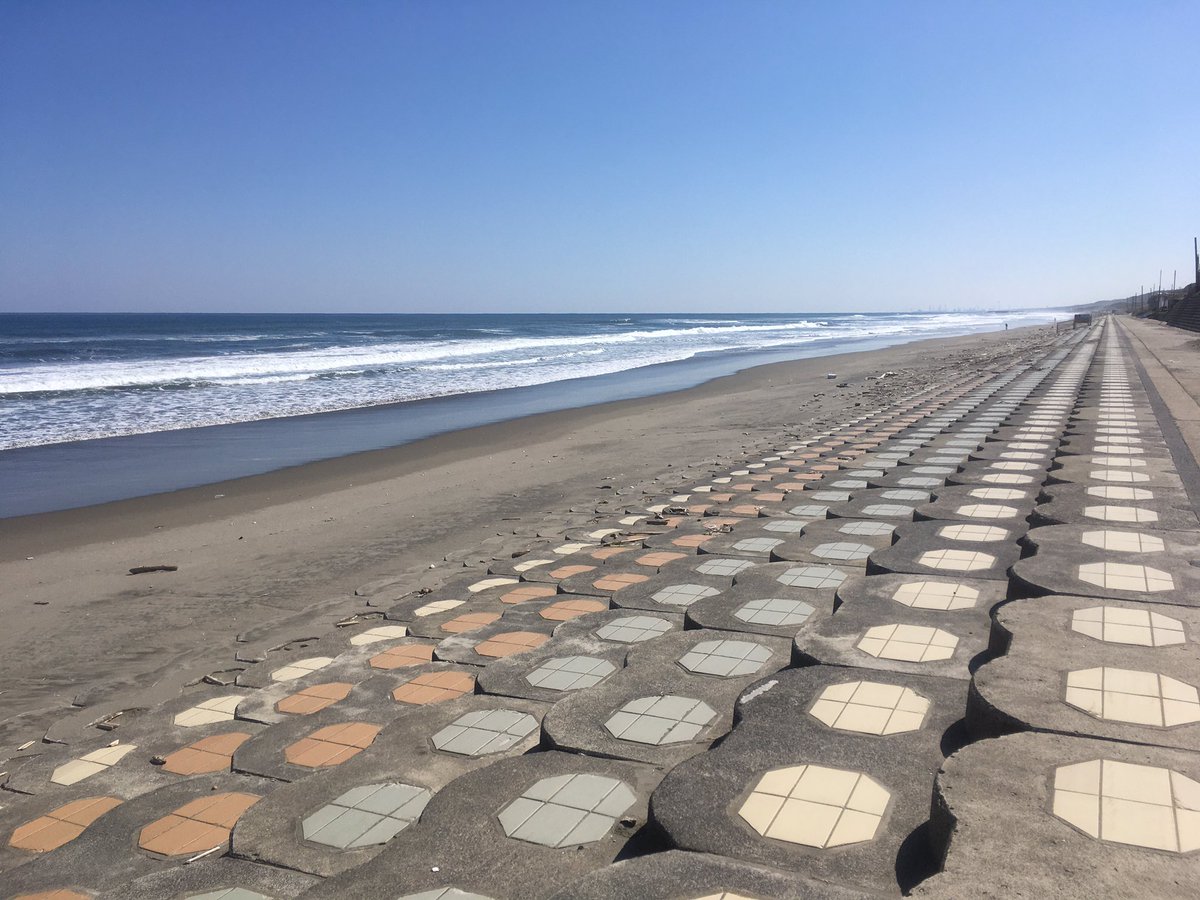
{"left": 128, "top": 564, "right": 178, "bottom": 575}
{"left": 93, "top": 710, "right": 127, "bottom": 731}
{"left": 335, "top": 612, "right": 383, "bottom": 628}
{"left": 200, "top": 669, "right": 243, "bottom": 686}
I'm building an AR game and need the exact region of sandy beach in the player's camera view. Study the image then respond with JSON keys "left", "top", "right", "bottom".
{"left": 0, "top": 324, "right": 1054, "bottom": 750}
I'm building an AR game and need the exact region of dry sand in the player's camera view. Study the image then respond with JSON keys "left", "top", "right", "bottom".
{"left": 0, "top": 324, "right": 1059, "bottom": 752}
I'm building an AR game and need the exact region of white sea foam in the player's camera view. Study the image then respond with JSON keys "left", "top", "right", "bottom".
{"left": 0, "top": 320, "right": 844, "bottom": 395}
{"left": 0, "top": 311, "right": 1058, "bottom": 450}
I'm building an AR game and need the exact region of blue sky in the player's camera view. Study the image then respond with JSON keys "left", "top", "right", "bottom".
{"left": 1, "top": 1, "right": 1196, "bottom": 313}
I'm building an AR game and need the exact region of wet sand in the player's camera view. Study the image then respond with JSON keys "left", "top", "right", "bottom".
{"left": 0, "top": 324, "right": 1056, "bottom": 750}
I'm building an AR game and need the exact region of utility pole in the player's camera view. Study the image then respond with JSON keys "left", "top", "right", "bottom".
{"left": 1194, "top": 237, "right": 1198, "bottom": 285}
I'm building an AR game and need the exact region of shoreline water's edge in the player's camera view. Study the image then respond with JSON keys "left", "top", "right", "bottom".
{"left": 0, "top": 320, "right": 1054, "bottom": 519}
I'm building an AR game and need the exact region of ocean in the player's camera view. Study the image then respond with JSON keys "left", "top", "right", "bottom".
{"left": 0, "top": 310, "right": 1057, "bottom": 515}
{"left": 0, "top": 311, "right": 1057, "bottom": 451}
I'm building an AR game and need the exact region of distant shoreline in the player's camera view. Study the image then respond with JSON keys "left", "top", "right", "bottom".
{"left": 0, "top": 319, "right": 1048, "bottom": 518}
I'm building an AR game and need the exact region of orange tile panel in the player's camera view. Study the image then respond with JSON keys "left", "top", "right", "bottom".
{"left": 9, "top": 796, "right": 122, "bottom": 852}
{"left": 474, "top": 631, "right": 548, "bottom": 658}
{"left": 161, "top": 732, "right": 252, "bottom": 775}
{"left": 441, "top": 612, "right": 500, "bottom": 633}
{"left": 540, "top": 599, "right": 606, "bottom": 621}
{"left": 369, "top": 644, "right": 434, "bottom": 670}
{"left": 392, "top": 670, "right": 475, "bottom": 705}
